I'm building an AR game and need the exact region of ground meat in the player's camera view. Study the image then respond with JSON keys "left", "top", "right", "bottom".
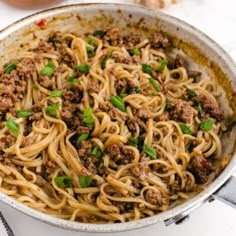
{"left": 88, "top": 81, "right": 100, "bottom": 94}
{"left": 78, "top": 140, "right": 92, "bottom": 158}
{"left": 168, "top": 99, "right": 193, "bottom": 123}
{"left": 126, "top": 118, "right": 136, "bottom": 132}
{"left": 193, "top": 94, "right": 223, "bottom": 121}
{"left": 61, "top": 103, "right": 75, "bottom": 123}
{"left": 123, "top": 33, "right": 142, "bottom": 49}
{"left": 16, "top": 58, "right": 36, "bottom": 79}
{"left": 0, "top": 97, "right": 13, "bottom": 113}
{"left": 34, "top": 39, "right": 54, "bottom": 53}
{"left": 38, "top": 76, "right": 55, "bottom": 90}
{"left": 48, "top": 31, "right": 63, "bottom": 48}
{"left": 156, "top": 113, "right": 169, "bottom": 121}
{"left": 113, "top": 54, "right": 140, "bottom": 65}
{"left": 31, "top": 102, "right": 44, "bottom": 112}
{"left": 115, "top": 79, "right": 127, "bottom": 94}
{"left": 188, "top": 154, "right": 212, "bottom": 184}
{"left": 174, "top": 54, "right": 187, "bottom": 69}
{"left": 145, "top": 189, "right": 166, "bottom": 206}
{"left": 135, "top": 107, "right": 151, "bottom": 120}
{"left": 0, "top": 135, "right": 16, "bottom": 150}
{"left": 59, "top": 43, "right": 74, "bottom": 67}
{"left": 126, "top": 117, "right": 146, "bottom": 134}
{"left": 77, "top": 126, "right": 90, "bottom": 134}
{"left": 149, "top": 32, "right": 170, "bottom": 49}
{"left": 107, "top": 143, "right": 135, "bottom": 165}
{"left": 99, "top": 103, "right": 126, "bottom": 121}
{"left": 63, "top": 83, "right": 83, "bottom": 104}
{"left": 103, "top": 26, "right": 123, "bottom": 46}
{"left": 29, "top": 112, "right": 42, "bottom": 121}
{"left": 112, "top": 201, "right": 134, "bottom": 214}
{"left": 131, "top": 162, "right": 150, "bottom": 180}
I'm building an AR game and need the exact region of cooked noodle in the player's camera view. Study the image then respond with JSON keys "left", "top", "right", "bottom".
{"left": 0, "top": 27, "right": 229, "bottom": 223}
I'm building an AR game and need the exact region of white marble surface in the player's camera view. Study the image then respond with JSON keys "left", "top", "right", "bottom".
{"left": 0, "top": 0, "right": 236, "bottom": 235}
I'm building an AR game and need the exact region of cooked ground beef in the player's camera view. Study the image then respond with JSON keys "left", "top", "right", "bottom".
{"left": 131, "top": 162, "right": 150, "bottom": 180}
{"left": 59, "top": 43, "right": 74, "bottom": 67}
{"left": 107, "top": 143, "right": 135, "bottom": 165}
{"left": 0, "top": 135, "right": 16, "bottom": 150}
{"left": 188, "top": 154, "right": 212, "bottom": 184}
{"left": 168, "top": 99, "right": 193, "bottom": 123}
{"left": 38, "top": 76, "right": 55, "bottom": 90}
{"left": 103, "top": 26, "right": 123, "bottom": 46}
{"left": 123, "top": 33, "right": 142, "bottom": 49}
{"left": 34, "top": 39, "right": 54, "bottom": 53}
{"left": 88, "top": 81, "right": 100, "bottom": 94}
{"left": 112, "top": 200, "right": 134, "bottom": 214}
{"left": 16, "top": 58, "right": 36, "bottom": 79}
{"left": 135, "top": 107, "right": 151, "bottom": 120}
{"left": 145, "top": 189, "right": 166, "bottom": 206}
{"left": 0, "top": 97, "right": 13, "bottom": 113}
{"left": 149, "top": 32, "right": 169, "bottom": 49}
{"left": 174, "top": 54, "right": 187, "bottom": 69}
{"left": 99, "top": 103, "right": 126, "bottom": 121}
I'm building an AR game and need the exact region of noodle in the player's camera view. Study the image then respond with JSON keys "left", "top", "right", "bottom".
{"left": 0, "top": 27, "right": 230, "bottom": 223}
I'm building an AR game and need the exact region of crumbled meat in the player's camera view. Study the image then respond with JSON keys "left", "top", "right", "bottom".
{"left": 174, "top": 54, "right": 187, "bottom": 69}
{"left": 0, "top": 97, "right": 13, "bottom": 112}
{"left": 193, "top": 94, "right": 223, "bottom": 121}
{"left": 126, "top": 118, "right": 136, "bottom": 132}
{"left": 29, "top": 112, "right": 43, "bottom": 121}
{"left": 112, "top": 201, "right": 134, "bottom": 214}
{"left": 103, "top": 27, "right": 123, "bottom": 46}
{"left": 113, "top": 54, "right": 140, "bottom": 65}
{"left": 107, "top": 143, "right": 135, "bottom": 165}
{"left": 48, "top": 31, "right": 63, "bottom": 47}
{"left": 88, "top": 81, "right": 100, "bottom": 94}
{"left": 156, "top": 113, "right": 169, "bottom": 121}
{"left": 34, "top": 39, "right": 54, "bottom": 53}
{"left": 59, "top": 43, "right": 74, "bottom": 67}
{"left": 145, "top": 189, "right": 168, "bottom": 206}
{"left": 188, "top": 154, "right": 212, "bottom": 184}
{"left": 38, "top": 76, "right": 55, "bottom": 90}
{"left": 99, "top": 103, "right": 126, "bottom": 121}
{"left": 0, "top": 135, "right": 16, "bottom": 150}
{"left": 131, "top": 163, "right": 150, "bottom": 180}
{"left": 115, "top": 79, "right": 127, "bottom": 94}
{"left": 78, "top": 140, "right": 92, "bottom": 158}
{"left": 16, "top": 58, "right": 36, "bottom": 79}
{"left": 77, "top": 126, "right": 90, "bottom": 134}
{"left": 168, "top": 99, "right": 193, "bottom": 123}
{"left": 135, "top": 108, "right": 151, "bottom": 120}
{"left": 123, "top": 33, "right": 142, "bottom": 49}
{"left": 126, "top": 117, "right": 146, "bottom": 134}
{"left": 149, "top": 32, "right": 169, "bottom": 49}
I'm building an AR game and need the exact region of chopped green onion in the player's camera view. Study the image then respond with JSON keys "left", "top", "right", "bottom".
{"left": 40, "top": 62, "right": 55, "bottom": 77}
{"left": 6, "top": 116, "right": 20, "bottom": 134}
{"left": 46, "top": 102, "right": 59, "bottom": 117}
{"left": 87, "top": 47, "right": 95, "bottom": 58}
{"left": 83, "top": 107, "right": 93, "bottom": 117}
{"left": 149, "top": 77, "right": 161, "bottom": 92}
{"left": 130, "top": 48, "right": 139, "bottom": 56}
{"left": 17, "top": 110, "right": 33, "bottom": 118}
{"left": 91, "top": 146, "right": 102, "bottom": 158}
{"left": 127, "top": 137, "right": 138, "bottom": 147}
{"left": 199, "top": 120, "right": 214, "bottom": 131}
{"left": 143, "top": 143, "right": 157, "bottom": 160}
{"left": 155, "top": 59, "right": 168, "bottom": 72}
{"left": 68, "top": 77, "right": 79, "bottom": 87}
{"left": 184, "top": 85, "right": 197, "bottom": 98}
{"left": 179, "top": 124, "right": 193, "bottom": 135}
{"left": 54, "top": 176, "right": 72, "bottom": 188}
{"left": 142, "top": 64, "right": 153, "bottom": 74}
{"left": 50, "top": 90, "right": 62, "bottom": 97}
{"left": 77, "top": 133, "right": 89, "bottom": 146}
{"left": 3, "top": 62, "right": 17, "bottom": 74}
{"left": 130, "top": 86, "right": 140, "bottom": 93}
{"left": 101, "top": 51, "right": 112, "bottom": 69}
{"left": 165, "top": 98, "right": 170, "bottom": 111}
{"left": 110, "top": 96, "right": 126, "bottom": 112}
{"left": 197, "top": 101, "right": 204, "bottom": 117}
{"left": 79, "top": 175, "right": 92, "bottom": 188}
{"left": 93, "top": 30, "right": 105, "bottom": 38}
{"left": 86, "top": 37, "right": 95, "bottom": 46}
{"left": 83, "top": 117, "right": 95, "bottom": 128}
{"left": 226, "top": 119, "right": 236, "bottom": 131}
{"left": 74, "top": 64, "right": 91, "bottom": 74}
{"left": 119, "top": 93, "right": 127, "bottom": 99}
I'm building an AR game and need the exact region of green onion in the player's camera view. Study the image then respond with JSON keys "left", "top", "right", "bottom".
{"left": 226, "top": 119, "right": 236, "bottom": 132}
{"left": 127, "top": 137, "right": 138, "bottom": 147}
{"left": 17, "top": 110, "right": 33, "bottom": 118}
{"left": 6, "top": 116, "right": 20, "bottom": 134}
{"left": 165, "top": 98, "right": 170, "bottom": 111}
{"left": 3, "top": 62, "right": 17, "bottom": 74}
{"left": 101, "top": 51, "right": 112, "bottom": 69}
{"left": 40, "top": 62, "right": 55, "bottom": 77}
{"left": 142, "top": 64, "right": 153, "bottom": 74}
{"left": 74, "top": 64, "right": 91, "bottom": 74}
{"left": 130, "top": 48, "right": 139, "bottom": 56}
{"left": 110, "top": 96, "right": 126, "bottom": 112}
{"left": 79, "top": 175, "right": 92, "bottom": 188}
{"left": 199, "top": 120, "right": 214, "bottom": 131}
{"left": 87, "top": 47, "right": 95, "bottom": 58}
{"left": 50, "top": 90, "right": 62, "bottom": 97}
{"left": 54, "top": 176, "right": 72, "bottom": 188}
{"left": 77, "top": 133, "right": 89, "bottom": 146}
{"left": 197, "top": 101, "right": 204, "bottom": 117}
{"left": 93, "top": 30, "right": 105, "bottom": 38}
{"left": 46, "top": 102, "right": 59, "bottom": 117}
{"left": 83, "top": 117, "right": 94, "bottom": 128}
{"left": 86, "top": 37, "right": 95, "bottom": 46}
{"left": 155, "top": 59, "right": 168, "bottom": 72}
{"left": 179, "top": 124, "right": 193, "bottom": 135}
{"left": 143, "top": 143, "right": 157, "bottom": 160}
{"left": 184, "top": 85, "right": 197, "bottom": 98}
{"left": 149, "top": 77, "right": 161, "bottom": 92}
{"left": 83, "top": 107, "right": 93, "bottom": 117}
{"left": 130, "top": 86, "right": 140, "bottom": 93}
{"left": 91, "top": 146, "right": 102, "bottom": 158}
{"left": 68, "top": 77, "right": 79, "bottom": 87}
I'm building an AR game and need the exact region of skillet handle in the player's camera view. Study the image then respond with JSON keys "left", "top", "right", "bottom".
{"left": 213, "top": 176, "right": 236, "bottom": 209}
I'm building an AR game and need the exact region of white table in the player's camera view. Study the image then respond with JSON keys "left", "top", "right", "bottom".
{"left": 0, "top": 0, "right": 236, "bottom": 235}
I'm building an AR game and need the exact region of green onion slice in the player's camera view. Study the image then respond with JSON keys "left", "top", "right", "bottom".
{"left": 6, "top": 116, "right": 20, "bottom": 134}
{"left": 149, "top": 77, "right": 161, "bottom": 92}
{"left": 199, "top": 120, "right": 214, "bottom": 131}
{"left": 110, "top": 96, "right": 126, "bottom": 112}
{"left": 74, "top": 64, "right": 91, "bottom": 74}
{"left": 77, "top": 133, "right": 89, "bottom": 146}
{"left": 179, "top": 124, "right": 193, "bottom": 135}
{"left": 17, "top": 110, "right": 33, "bottom": 118}
{"left": 46, "top": 102, "right": 59, "bottom": 117}
{"left": 50, "top": 90, "right": 62, "bottom": 97}
{"left": 143, "top": 143, "right": 157, "bottom": 160}
{"left": 79, "top": 175, "right": 92, "bottom": 188}
{"left": 54, "top": 176, "right": 72, "bottom": 188}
